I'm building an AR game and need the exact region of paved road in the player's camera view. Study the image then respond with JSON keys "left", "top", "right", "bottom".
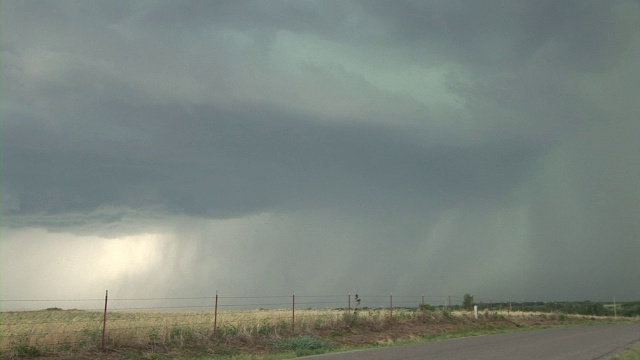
{"left": 304, "top": 323, "right": 639, "bottom": 360}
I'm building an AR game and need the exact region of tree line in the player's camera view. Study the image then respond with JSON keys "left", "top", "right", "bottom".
{"left": 460, "top": 294, "right": 639, "bottom": 317}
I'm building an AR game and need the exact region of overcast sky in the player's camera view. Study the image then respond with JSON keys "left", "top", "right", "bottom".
{"left": 2, "top": 0, "right": 639, "bottom": 309}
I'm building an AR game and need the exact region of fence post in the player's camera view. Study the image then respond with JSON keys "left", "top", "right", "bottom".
{"left": 389, "top": 292, "right": 393, "bottom": 319}
{"left": 448, "top": 294, "right": 451, "bottom": 309}
{"left": 213, "top": 291, "right": 218, "bottom": 336}
{"left": 348, "top": 293, "right": 351, "bottom": 312}
{"left": 292, "top": 292, "right": 296, "bottom": 333}
{"left": 613, "top": 297, "right": 617, "bottom": 319}
{"left": 102, "top": 290, "right": 108, "bottom": 349}
{"left": 422, "top": 294, "right": 425, "bottom": 306}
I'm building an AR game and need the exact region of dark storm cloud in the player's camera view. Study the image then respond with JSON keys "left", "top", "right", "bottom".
{"left": 360, "top": 0, "right": 636, "bottom": 71}
{"left": 1, "top": 0, "right": 638, "bottom": 303}
{"left": 1, "top": 0, "right": 598, "bottom": 221}
{"left": 2, "top": 99, "right": 539, "bottom": 221}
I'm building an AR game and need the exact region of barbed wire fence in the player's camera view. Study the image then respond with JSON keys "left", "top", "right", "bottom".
{"left": 0, "top": 291, "right": 468, "bottom": 353}
{"left": 2, "top": 291, "right": 625, "bottom": 354}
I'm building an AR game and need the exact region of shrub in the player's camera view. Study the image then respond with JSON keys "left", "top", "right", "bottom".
{"left": 463, "top": 294, "right": 474, "bottom": 311}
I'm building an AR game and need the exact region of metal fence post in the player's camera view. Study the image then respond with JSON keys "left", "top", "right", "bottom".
{"left": 213, "top": 291, "right": 218, "bottom": 336}
{"left": 102, "top": 290, "right": 108, "bottom": 349}
{"left": 292, "top": 292, "right": 296, "bottom": 333}
{"left": 390, "top": 292, "right": 393, "bottom": 319}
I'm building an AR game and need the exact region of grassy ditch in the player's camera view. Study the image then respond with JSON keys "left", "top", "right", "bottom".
{"left": 0, "top": 307, "right": 633, "bottom": 359}
{"left": 607, "top": 347, "right": 640, "bottom": 360}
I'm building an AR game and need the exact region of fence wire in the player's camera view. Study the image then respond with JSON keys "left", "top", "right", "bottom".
{"left": 0, "top": 292, "right": 496, "bottom": 354}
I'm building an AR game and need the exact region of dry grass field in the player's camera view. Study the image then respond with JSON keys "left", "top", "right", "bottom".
{"left": 0, "top": 307, "right": 627, "bottom": 359}
{"left": 1, "top": 308, "right": 400, "bottom": 353}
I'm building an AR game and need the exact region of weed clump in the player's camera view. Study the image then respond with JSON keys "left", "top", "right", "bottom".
{"left": 341, "top": 311, "right": 359, "bottom": 328}
{"left": 442, "top": 308, "right": 454, "bottom": 320}
{"left": 418, "top": 304, "right": 436, "bottom": 312}
{"left": 15, "top": 344, "right": 41, "bottom": 357}
{"left": 271, "top": 335, "right": 334, "bottom": 356}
